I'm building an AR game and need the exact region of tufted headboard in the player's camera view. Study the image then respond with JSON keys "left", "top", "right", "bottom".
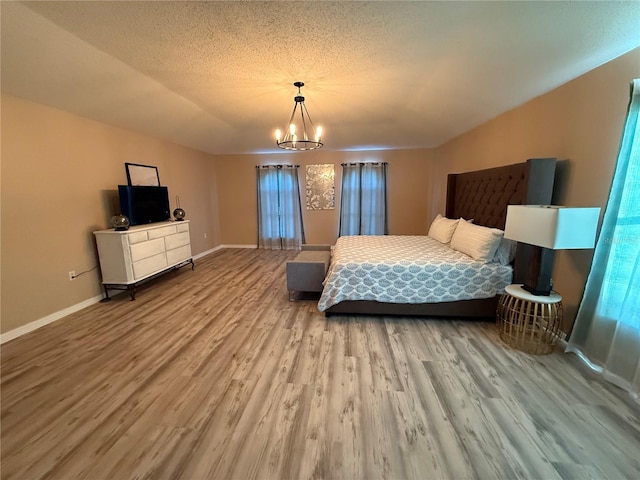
{"left": 445, "top": 158, "right": 557, "bottom": 230}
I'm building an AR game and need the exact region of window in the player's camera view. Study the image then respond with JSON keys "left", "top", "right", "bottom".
{"left": 339, "top": 162, "right": 388, "bottom": 236}
{"left": 598, "top": 166, "right": 640, "bottom": 323}
{"left": 591, "top": 80, "right": 640, "bottom": 325}
{"left": 568, "top": 79, "right": 640, "bottom": 399}
{"left": 257, "top": 165, "right": 305, "bottom": 250}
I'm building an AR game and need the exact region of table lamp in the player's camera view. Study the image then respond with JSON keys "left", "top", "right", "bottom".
{"left": 504, "top": 205, "right": 601, "bottom": 296}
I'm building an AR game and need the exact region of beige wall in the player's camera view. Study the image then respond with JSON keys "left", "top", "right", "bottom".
{"left": 1, "top": 94, "right": 221, "bottom": 334}
{"left": 432, "top": 48, "right": 640, "bottom": 332}
{"left": 216, "top": 148, "right": 434, "bottom": 246}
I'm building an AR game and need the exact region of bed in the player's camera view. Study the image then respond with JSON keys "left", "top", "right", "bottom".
{"left": 321, "top": 158, "right": 557, "bottom": 318}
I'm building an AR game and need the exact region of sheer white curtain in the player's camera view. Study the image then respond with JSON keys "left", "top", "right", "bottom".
{"left": 567, "top": 79, "right": 640, "bottom": 401}
{"left": 257, "top": 165, "right": 305, "bottom": 250}
{"left": 339, "top": 162, "right": 388, "bottom": 236}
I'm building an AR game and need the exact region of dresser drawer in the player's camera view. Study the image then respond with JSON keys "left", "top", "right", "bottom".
{"left": 132, "top": 253, "right": 167, "bottom": 280}
{"left": 130, "top": 238, "right": 165, "bottom": 262}
{"left": 165, "top": 231, "right": 190, "bottom": 250}
{"left": 148, "top": 225, "right": 177, "bottom": 239}
{"left": 176, "top": 223, "right": 189, "bottom": 233}
{"left": 166, "top": 244, "right": 191, "bottom": 265}
{"left": 127, "top": 231, "right": 149, "bottom": 245}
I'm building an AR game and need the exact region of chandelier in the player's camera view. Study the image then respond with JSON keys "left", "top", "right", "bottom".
{"left": 275, "top": 81, "right": 323, "bottom": 151}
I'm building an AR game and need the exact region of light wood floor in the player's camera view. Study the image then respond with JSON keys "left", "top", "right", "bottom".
{"left": 2, "top": 248, "right": 639, "bottom": 480}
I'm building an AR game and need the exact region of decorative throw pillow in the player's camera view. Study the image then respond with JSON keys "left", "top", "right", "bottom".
{"left": 492, "top": 237, "right": 517, "bottom": 265}
{"left": 450, "top": 221, "right": 504, "bottom": 263}
{"left": 428, "top": 214, "right": 459, "bottom": 244}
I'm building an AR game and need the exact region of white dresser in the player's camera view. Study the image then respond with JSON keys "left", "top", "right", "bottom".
{"left": 94, "top": 220, "right": 193, "bottom": 300}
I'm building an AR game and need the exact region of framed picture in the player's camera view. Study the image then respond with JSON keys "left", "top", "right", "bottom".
{"left": 125, "top": 163, "right": 160, "bottom": 186}
{"left": 306, "top": 164, "right": 335, "bottom": 210}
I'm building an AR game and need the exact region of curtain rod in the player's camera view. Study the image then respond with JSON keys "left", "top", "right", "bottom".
{"left": 340, "top": 162, "right": 388, "bottom": 166}
{"left": 255, "top": 164, "right": 300, "bottom": 169}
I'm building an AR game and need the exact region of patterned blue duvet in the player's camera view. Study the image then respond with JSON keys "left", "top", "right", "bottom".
{"left": 318, "top": 235, "right": 512, "bottom": 311}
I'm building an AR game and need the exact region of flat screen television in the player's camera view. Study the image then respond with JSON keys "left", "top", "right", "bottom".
{"left": 118, "top": 185, "right": 170, "bottom": 226}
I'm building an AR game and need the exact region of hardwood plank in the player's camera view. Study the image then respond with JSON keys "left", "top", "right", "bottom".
{"left": 385, "top": 324, "right": 477, "bottom": 479}
{"left": 363, "top": 318, "right": 405, "bottom": 392}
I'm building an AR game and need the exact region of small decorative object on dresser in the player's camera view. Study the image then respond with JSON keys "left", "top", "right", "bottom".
{"left": 94, "top": 220, "right": 194, "bottom": 301}
{"left": 173, "top": 195, "right": 186, "bottom": 221}
{"left": 497, "top": 284, "right": 563, "bottom": 354}
{"left": 110, "top": 213, "right": 130, "bottom": 231}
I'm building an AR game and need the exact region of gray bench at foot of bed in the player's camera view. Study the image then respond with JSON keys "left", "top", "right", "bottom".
{"left": 286, "top": 245, "right": 331, "bottom": 301}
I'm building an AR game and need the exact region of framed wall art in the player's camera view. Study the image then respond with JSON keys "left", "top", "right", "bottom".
{"left": 306, "top": 164, "right": 335, "bottom": 210}
{"left": 125, "top": 163, "right": 161, "bottom": 186}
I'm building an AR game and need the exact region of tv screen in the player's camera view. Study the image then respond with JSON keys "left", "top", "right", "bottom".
{"left": 118, "top": 185, "right": 170, "bottom": 226}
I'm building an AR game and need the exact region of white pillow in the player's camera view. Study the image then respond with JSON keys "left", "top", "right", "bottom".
{"left": 450, "top": 221, "right": 504, "bottom": 263}
{"left": 492, "top": 237, "right": 517, "bottom": 265}
{"left": 428, "top": 214, "right": 459, "bottom": 244}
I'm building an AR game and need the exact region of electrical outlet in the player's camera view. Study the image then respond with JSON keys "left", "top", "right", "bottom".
{"left": 69, "top": 271, "right": 76, "bottom": 281}
{"left": 204, "top": 232, "right": 207, "bottom": 239}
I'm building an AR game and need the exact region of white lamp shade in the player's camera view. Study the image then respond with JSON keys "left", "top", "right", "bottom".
{"left": 504, "top": 205, "right": 601, "bottom": 249}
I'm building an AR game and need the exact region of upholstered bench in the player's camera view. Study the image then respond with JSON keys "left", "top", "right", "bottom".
{"left": 286, "top": 245, "right": 331, "bottom": 301}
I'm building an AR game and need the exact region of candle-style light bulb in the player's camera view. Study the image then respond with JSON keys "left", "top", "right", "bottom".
{"left": 292, "top": 134, "right": 297, "bottom": 146}
{"left": 289, "top": 124, "right": 296, "bottom": 136}
{"left": 275, "top": 129, "right": 281, "bottom": 142}
{"left": 315, "top": 126, "right": 323, "bottom": 140}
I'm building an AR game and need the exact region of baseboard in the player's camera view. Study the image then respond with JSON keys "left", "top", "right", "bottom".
{"left": 1, "top": 245, "right": 258, "bottom": 344}
{"left": 192, "top": 244, "right": 256, "bottom": 259}
{"left": 1, "top": 293, "right": 104, "bottom": 345}
{"left": 193, "top": 245, "right": 224, "bottom": 260}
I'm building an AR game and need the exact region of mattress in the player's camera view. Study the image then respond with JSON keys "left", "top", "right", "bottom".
{"left": 318, "top": 235, "right": 512, "bottom": 311}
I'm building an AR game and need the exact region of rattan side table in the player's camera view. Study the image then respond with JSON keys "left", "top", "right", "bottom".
{"left": 497, "top": 284, "right": 563, "bottom": 354}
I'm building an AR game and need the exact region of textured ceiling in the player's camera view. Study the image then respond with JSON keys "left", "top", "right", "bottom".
{"left": 2, "top": 1, "right": 640, "bottom": 155}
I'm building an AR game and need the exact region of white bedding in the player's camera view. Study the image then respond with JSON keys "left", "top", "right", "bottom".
{"left": 318, "top": 235, "right": 512, "bottom": 311}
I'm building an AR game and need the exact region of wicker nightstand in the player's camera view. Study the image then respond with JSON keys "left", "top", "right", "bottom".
{"left": 497, "top": 284, "right": 563, "bottom": 354}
